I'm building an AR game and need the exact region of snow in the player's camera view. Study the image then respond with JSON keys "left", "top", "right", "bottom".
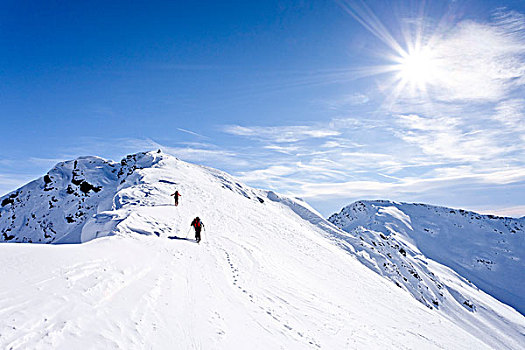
{"left": 1, "top": 151, "right": 524, "bottom": 349}
{"left": 329, "top": 200, "right": 525, "bottom": 315}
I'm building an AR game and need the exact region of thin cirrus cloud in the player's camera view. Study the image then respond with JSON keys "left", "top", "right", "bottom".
{"left": 424, "top": 15, "right": 525, "bottom": 103}
{"left": 176, "top": 128, "right": 209, "bottom": 139}
{"left": 225, "top": 110, "right": 525, "bottom": 207}
{"left": 322, "top": 93, "right": 370, "bottom": 110}
{"left": 111, "top": 138, "right": 250, "bottom": 167}
{"left": 0, "top": 174, "right": 37, "bottom": 197}
{"left": 296, "top": 166, "right": 525, "bottom": 200}
{"left": 394, "top": 114, "right": 513, "bottom": 163}
{"left": 492, "top": 99, "right": 525, "bottom": 130}
{"left": 222, "top": 125, "right": 341, "bottom": 143}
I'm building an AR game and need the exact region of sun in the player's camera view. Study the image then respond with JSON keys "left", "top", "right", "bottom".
{"left": 339, "top": 0, "right": 448, "bottom": 100}
{"left": 394, "top": 46, "right": 439, "bottom": 92}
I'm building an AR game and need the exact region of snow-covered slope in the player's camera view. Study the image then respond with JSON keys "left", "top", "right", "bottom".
{"left": 0, "top": 153, "right": 148, "bottom": 243}
{"left": 0, "top": 151, "right": 524, "bottom": 349}
{"left": 328, "top": 200, "right": 525, "bottom": 315}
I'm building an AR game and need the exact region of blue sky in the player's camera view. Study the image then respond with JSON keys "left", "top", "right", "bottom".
{"left": 1, "top": 0, "right": 524, "bottom": 217}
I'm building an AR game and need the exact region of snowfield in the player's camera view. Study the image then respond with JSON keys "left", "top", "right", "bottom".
{"left": 0, "top": 151, "right": 524, "bottom": 349}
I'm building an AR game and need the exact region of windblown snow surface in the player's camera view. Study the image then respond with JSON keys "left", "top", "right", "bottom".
{"left": 328, "top": 200, "right": 525, "bottom": 315}
{"left": 0, "top": 151, "right": 524, "bottom": 349}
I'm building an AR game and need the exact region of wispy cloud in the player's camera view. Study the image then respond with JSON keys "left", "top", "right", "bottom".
{"left": 263, "top": 144, "right": 300, "bottom": 155}
{"left": 322, "top": 93, "right": 370, "bottom": 110}
{"left": 295, "top": 166, "right": 525, "bottom": 200}
{"left": 222, "top": 98, "right": 524, "bottom": 214}
{"left": 0, "top": 173, "right": 37, "bottom": 196}
{"left": 427, "top": 18, "right": 525, "bottom": 103}
{"left": 176, "top": 128, "right": 208, "bottom": 139}
{"left": 100, "top": 138, "right": 250, "bottom": 168}
{"left": 237, "top": 165, "right": 298, "bottom": 183}
{"left": 223, "top": 125, "right": 341, "bottom": 143}
{"left": 491, "top": 98, "right": 525, "bottom": 130}
{"left": 476, "top": 205, "right": 525, "bottom": 218}
{"left": 320, "top": 139, "right": 363, "bottom": 149}
{"left": 28, "top": 157, "right": 68, "bottom": 166}
{"left": 394, "top": 114, "right": 513, "bottom": 163}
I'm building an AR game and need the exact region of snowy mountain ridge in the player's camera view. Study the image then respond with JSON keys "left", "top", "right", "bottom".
{"left": 1, "top": 152, "right": 145, "bottom": 243}
{"left": 328, "top": 200, "right": 525, "bottom": 315}
{"left": 0, "top": 151, "right": 524, "bottom": 349}
{"left": 0, "top": 150, "right": 266, "bottom": 244}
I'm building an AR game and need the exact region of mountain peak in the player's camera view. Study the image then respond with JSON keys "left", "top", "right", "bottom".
{"left": 0, "top": 150, "right": 264, "bottom": 244}
{"left": 329, "top": 199, "right": 525, "bottom": 315}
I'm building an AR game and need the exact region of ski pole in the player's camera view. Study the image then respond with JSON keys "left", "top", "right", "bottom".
{"left": 185, "top": 227, "right": 191, "bottom": 239}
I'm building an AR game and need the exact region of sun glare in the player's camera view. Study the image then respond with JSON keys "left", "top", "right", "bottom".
{"left": 395, "top": 47, "right": 438, "bottom": 91}
{"left": 339, "top": 1, "right": 449, "bottom": 101}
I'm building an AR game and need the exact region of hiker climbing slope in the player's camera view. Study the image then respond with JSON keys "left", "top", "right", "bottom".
{"left": 190, "top": 217, "right": 204, "bottom": 243}
{"left": 171, "top": 190, "right": 181, "bottom": 206}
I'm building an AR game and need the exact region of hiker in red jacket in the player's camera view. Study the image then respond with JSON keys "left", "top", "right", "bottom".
{"left": 171, "top": 190, "right": 181, "bottom": 206}
{"left": 191, "top": 217, "right": 204, "bottom": 243}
